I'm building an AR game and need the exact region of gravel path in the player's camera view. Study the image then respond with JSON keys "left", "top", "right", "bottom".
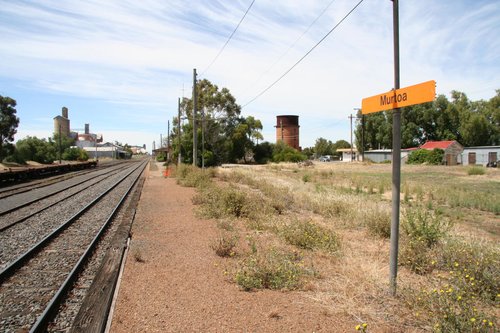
{"left": 110, "top": 163, "right": 339, "bottom": 332}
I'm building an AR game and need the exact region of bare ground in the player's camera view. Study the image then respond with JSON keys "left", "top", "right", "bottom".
{"left": 110, "top": 163, "right": 350, "bottom": 332}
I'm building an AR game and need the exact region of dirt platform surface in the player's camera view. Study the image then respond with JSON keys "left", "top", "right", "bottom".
{"left": 109, "top": 162, "right": 340, "bottom": 333}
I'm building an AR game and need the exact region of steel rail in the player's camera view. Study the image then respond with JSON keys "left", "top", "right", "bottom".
{"left": 0, "top": 163, "right": 130, "bottom": 216}
{"left": 29, "top": 158, "right": 148, "bottom": 333}
{"left": 0, "top": 160, "right": 146, "bottom": 282}
{"left": 0, "top": 166, "right": 104, "bottom": 198}
{"left": 0, "top": 164, "right": 131, "bottom": 233}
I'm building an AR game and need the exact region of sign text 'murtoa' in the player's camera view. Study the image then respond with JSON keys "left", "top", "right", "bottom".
{"left": 381, "top": 92, "right": 407, "bottom": 106}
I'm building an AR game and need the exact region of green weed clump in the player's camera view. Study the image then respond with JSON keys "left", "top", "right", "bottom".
{"left": 400, "top": 238, "right": 437, "bottom": 275}
{"left": 194, "top": 184, "right": 267, "bottom": 220}
{"left": 235, "top": 248, "right": 309, "bottom": 291}
{"left": 402, "top": 207, "right": 450, "bottom": 248}
{"left": 443, "top": 187, "right": 500, "bottom": 215}
{"left": 403, "top": 238, "right": 498, "bottom": 332}
{"left": 467, "top": 166, "right": 486, "bottom": 176}
{"left": 400, "top": 207, "right": 451, "bottom": 274}
{"left": 281, "top": 219, "right": 340, "bottom": 254}
{"left": 440, "top": 238, "right": 499, "bottom": 302}
{"left": 406, "top": 285, "right": 496, "bottom": 333}
{"left": 176, "top": 165, "right": 212, "bottom": 188}
{"left": 302, "top": 173, "right": 311, "bottom": 183}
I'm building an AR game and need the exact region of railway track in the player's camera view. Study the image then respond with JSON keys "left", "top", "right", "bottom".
{"left": 0, "top": 162, "right": 132, "bottom": 233}
{"left": 0, "top": 162, "right": 113, "bottom": 200}
{"left": 0, "top": 158, "right": 149, "bottom": 332}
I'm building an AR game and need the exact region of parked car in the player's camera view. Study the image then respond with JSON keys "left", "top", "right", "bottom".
{"left": 486, "top": 160, "right": 498, "bottom": 168}
{"left": 319, "top": 155, "right": 331, "bottom": 162}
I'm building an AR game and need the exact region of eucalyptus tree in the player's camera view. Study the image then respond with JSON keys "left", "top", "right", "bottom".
{"left": 0, "top": 95, "right": 20, "bottom": 161}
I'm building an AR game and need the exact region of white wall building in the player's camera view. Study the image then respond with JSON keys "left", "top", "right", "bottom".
{"left": 462, "top": 146, "right": 500, "bottom": 166}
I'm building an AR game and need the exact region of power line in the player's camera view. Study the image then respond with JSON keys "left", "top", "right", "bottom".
{"left": 201, "top": 0, "right": 256, "bottom": 76}
{"left": 243, "top": 0, "right": 365, "bottom": 108}
{"left": 245, "top": 0, "right": 337, "bottom": 93}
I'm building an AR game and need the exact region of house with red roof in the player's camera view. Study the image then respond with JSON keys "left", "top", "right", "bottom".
{"left": 420, "top": 140, "right": 463, "bottom": 165}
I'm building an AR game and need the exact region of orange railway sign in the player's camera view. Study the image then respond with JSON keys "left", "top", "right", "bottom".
{"left": 361, "top": 80, "right": 436, "bottom": 114}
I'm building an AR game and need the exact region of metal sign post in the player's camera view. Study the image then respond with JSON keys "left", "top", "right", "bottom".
{"left": 389, "top": 0, "right": 401, "bottom": 296}
{"left": 360, "top": 0, "right": 435, "bottom": 295}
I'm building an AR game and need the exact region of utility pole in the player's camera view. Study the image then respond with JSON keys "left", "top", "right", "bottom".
{"left": 167, "top": 120, "right": 170, "bottom": 161}
{"left": 389, "top": 0, "right": 401, "bottom": 296}
{"left": 348, "top": 114, "right": 354, "bottom": 161}
{"left": 201, "top": 108, "right": 205, "bottom": 169}
{"left": 353, "top": 108, "right": 365, "bottom": 162}
{"left": 192, "top": 68, "right": 198, "bottom": 167}
{"left": 361, "top": 115, "right": 365, "bottom": 161}
{"left": 178, "top": 97, "right": 182, "bottom": 164}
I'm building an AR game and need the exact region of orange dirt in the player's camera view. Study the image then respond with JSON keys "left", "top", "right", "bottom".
{"left": 109, "top": 163, "right": 346, "bottom": 332}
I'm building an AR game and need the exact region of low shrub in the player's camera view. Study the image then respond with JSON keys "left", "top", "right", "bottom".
{"left": 400, "top": 237, "right": 435, "bottom": 275}
{"left": 281, "top": 219, "right": 340, "bottom": 254}
{"left": 176, "top": 165, "right": 212, "bottom": 188}
{"left": 402, "top": 207, "right": 450, "bottom": 247}
{"left": 440, "top": 238, "right": 499, "bottom": 302}
{"left": 235, "top": 248, "right": 308, "bottom": 291}
{"left": 405, "top": 284, "right": 496, "bottom": 333}
{"left": 156, "top": 152, "right": 166, "bottom": 162}
{"left": 3, "top": 151, "right": 26, "bottom": 164}
{"left": 407, "top": 148, "right": 444, "bottom": 165}
{"left": 272, "top": 142, "right": 306, "bottom": 163}
{"left": 403, "top": 238, "right": 498, "bottom": 331}
{"left": 194, "top": 184, "right": 267, "bottom": 220}
{"left": 467, "top": 166, "right": 486, "bottom": 176}
{"left": 210, "top": 233, "right": 238, "bottom": 257}
{"left": 62, "top": 147, "right": 89, "bottom": 161}
{"left": 400, "top": 207, "right": 450, "bottom": 274}
{"left": 302, "top": 173, "right": 311, "bottom": 182}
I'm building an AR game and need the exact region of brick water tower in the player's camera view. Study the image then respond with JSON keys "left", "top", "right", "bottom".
{"left": 275, "top": 115, "right": 300, "bottom": 151}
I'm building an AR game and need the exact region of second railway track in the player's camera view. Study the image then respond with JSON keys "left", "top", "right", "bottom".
{"left": 0, "top": 157, "right": 149, "bottom": 332}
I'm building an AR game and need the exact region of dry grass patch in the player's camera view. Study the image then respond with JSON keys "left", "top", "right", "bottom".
{"left": 364, "top": 206, "right": 391, "bottom": 238}
{"left": 182, "top": 163, "right": 499, "bottom": 331}
{"left": 210, "top": 232, "right": 238, "bottom": 257}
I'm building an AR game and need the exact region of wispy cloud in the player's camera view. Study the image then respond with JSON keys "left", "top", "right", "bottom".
{"left": 1, "top": 0, "right": 498, "bottom": 149}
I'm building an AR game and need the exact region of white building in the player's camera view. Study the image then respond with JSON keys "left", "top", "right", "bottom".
{"left": 462, "top": 146, "right": 500, "bottom": 166}
{"left": 337, "top": 148, "right": 361, "bottom": 162}
{"left": 82, "top": 142, "right": 130, "bottom": 159}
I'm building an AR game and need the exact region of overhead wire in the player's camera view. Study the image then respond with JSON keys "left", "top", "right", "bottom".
{"left": 243, "top": 0, "right": 365, "bottom": 108}
{"left": 200, "top": 0, "right": 256, "bottom": 77}
{"left": 245, "top": 0, "right": 337, "bottom": 93}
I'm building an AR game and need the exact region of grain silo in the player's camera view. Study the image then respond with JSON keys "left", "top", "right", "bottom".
{"left": 275, "top": 115, "right": 300, "bottom": 151}
{"left": 53, "top": 107, "right": 70, "bottom": 137}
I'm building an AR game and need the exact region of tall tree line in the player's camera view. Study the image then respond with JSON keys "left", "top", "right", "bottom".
{"left": 354, "top": 90, "right": 500, "bottom": 151}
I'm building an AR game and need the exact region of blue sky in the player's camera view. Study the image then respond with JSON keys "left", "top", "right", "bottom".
{"left": 1, "top": 0, "right": 499, "bottom": 151}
